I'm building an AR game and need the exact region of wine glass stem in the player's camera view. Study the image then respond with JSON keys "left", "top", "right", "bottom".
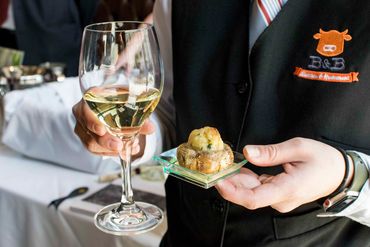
{"left": 119, "top": 136, "right": 135, "bottom": 205}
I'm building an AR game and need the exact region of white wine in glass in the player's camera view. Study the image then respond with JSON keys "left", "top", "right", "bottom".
{"left": 79, "top": 21, "right": 164, "bottom": 235}
{"left": 84, "top": 86, "right": 161, "bottom": 136}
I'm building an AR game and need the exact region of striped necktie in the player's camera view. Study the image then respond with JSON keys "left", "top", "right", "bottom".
{"left": 250, "top": 0, "right": 288, "bottom": 49}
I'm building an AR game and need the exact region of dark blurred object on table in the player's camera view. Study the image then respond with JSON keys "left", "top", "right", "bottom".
{"left": 0, "top": 76, "right": 9, "bottom": 97}
{"left": 0, "top": 64, "right": 66, "bottom": 91}
{"left": 1, "top": 65, "right": 44, "bottom": 90}
{"left": 93, "top": 0, "right": 155, "bottom": 22}
{"left": 0, "top": 46, "right": 24, "bottom": 67}
{"left": 39, "top": 62, "right": 66, "bottom": 82}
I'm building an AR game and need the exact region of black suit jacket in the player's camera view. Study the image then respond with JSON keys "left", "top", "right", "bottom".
{"left": 162, "top": 0, "right": 370, "bottom": 246}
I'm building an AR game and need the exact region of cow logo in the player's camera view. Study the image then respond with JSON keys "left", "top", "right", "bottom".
{"left": 313, "top": 29, "right": 352, "bottom": 57}
{"left": 294, "top": 28, "right": 359, "bottom": 83}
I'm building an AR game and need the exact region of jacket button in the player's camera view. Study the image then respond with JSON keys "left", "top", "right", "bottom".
{"left": 237, "top": 82, "right": 247, "bottom": 94}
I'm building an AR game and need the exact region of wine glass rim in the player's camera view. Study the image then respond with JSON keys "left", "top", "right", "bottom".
{"left": 84, "top": 21, "right": 153, "bottom": 33}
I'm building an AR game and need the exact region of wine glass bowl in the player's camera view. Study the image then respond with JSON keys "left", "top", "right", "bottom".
{"left": 79, "top": 21, "right": 163, "bottom": 235}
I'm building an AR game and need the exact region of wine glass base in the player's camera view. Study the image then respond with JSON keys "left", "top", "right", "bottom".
{"left": 94, "top": 201, "right": 163, "bottom": 236}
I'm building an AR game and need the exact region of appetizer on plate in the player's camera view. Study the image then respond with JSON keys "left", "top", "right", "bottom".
{"left": 177, "top": 126, "right": 234, "bottom": 174}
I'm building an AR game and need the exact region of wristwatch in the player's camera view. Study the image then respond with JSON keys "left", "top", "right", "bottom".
{"left": 321, "top": 151, "right": 369, "bottom": 214}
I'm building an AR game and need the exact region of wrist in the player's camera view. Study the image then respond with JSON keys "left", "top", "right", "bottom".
{"left": 325, "top": 148, "right": 353, "bottom": 198}
{"left": 320, "top": 150, "right": 368, "bottom": 214}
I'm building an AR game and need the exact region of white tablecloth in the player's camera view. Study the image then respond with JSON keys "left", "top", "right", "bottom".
{"left": 0, "top": 144, "right": 167, "bottom": 247}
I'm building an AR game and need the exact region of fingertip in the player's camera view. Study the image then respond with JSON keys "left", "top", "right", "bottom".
{"left": 82, "top": 102, "right": 106, "bottom": 135}
{"left": 214, "top": 183, "right": 223, "bottom": 195}
{"left": 133, "top": 137, "right": 139, "bottom": 146}
{"left": 93, "top": 124, "right": 106, "bottom": 136}
{"left": 148, "top": 123, "right": 155, "bottom": 132}
{"left": 132, "top": 145, "right": 140, "bottom": 155}
{"left": 216, "top": 179, "right": 232, "bottom": 193}
{"left": 243, "top": 145, "right": 261, "bottom": 165}
{"left": 72, "top": 102, "right": 79, "bottom": 117}
{"left": 140, "top": 121, "right": 156, "bottom": 135}
{"left": 243, "top": 145, "right": 261, "bottom": 160}
{"left": 107, "top": 139, "right": 123, "bottom": 151}
{"left": 216, "top": 180, "right": 236, "bottom": 202}
{"left": 216, "top": 180, "right": 225, "bottom": 188}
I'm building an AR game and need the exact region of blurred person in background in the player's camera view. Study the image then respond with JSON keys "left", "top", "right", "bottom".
{"left": 1, "top": 0, "right": 154, "bottom": 75}
{"left": 0, "top": 0, "right": 17, "bottom": 49}
{"left": 1, "top": 0, "right": 157, "bottom": 173}
{"left": 0, "top": 0, "right": 99, "bottom": 75}
{"left": 11, "top": 0, "right": 99, "bottom": 76}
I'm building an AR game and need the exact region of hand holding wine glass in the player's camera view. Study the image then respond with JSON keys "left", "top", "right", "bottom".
{"left": 73, "top": 99, "right": 155, "bottom": 157}
{"left": 78, "top": 21, "right": 163, "bottom": 235}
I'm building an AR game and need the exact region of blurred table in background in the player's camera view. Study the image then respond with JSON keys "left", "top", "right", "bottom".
{"left": 0, "top": 143, "right": 167, "bottom": 247}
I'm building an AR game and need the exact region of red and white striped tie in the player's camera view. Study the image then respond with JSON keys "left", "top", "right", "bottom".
{"left": 249, "top": 0, "right": 287, "bottom": 48}
{"left": 256, "top": 0, "right": 285, "bottom": 25}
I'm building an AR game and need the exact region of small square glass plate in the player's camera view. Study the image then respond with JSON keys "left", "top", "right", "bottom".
{"left": 153, "top": 148, "right": 247, "bottom": 189}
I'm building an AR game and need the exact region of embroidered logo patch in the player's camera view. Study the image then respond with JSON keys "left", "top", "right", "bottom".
{"left": 294, "top": 29, "right": 359, "bottom": 83}
{"left": 313, "top": 29, "right": 351, "bottom": 57}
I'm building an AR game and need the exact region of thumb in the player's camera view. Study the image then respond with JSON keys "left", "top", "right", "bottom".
{"left": 243, "top": 138, "right": 309, "bottom": 167}
{"left": 139, "top": 120, "right": 155, "bottom": 135}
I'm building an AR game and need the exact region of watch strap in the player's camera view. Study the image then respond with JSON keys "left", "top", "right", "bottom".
{"left": 346, "top": 151, "right": 369, "bottom": 192}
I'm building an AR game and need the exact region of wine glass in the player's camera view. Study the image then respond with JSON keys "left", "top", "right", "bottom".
{"left": 79, "top": 21, "right": 164, "bottom": 235}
